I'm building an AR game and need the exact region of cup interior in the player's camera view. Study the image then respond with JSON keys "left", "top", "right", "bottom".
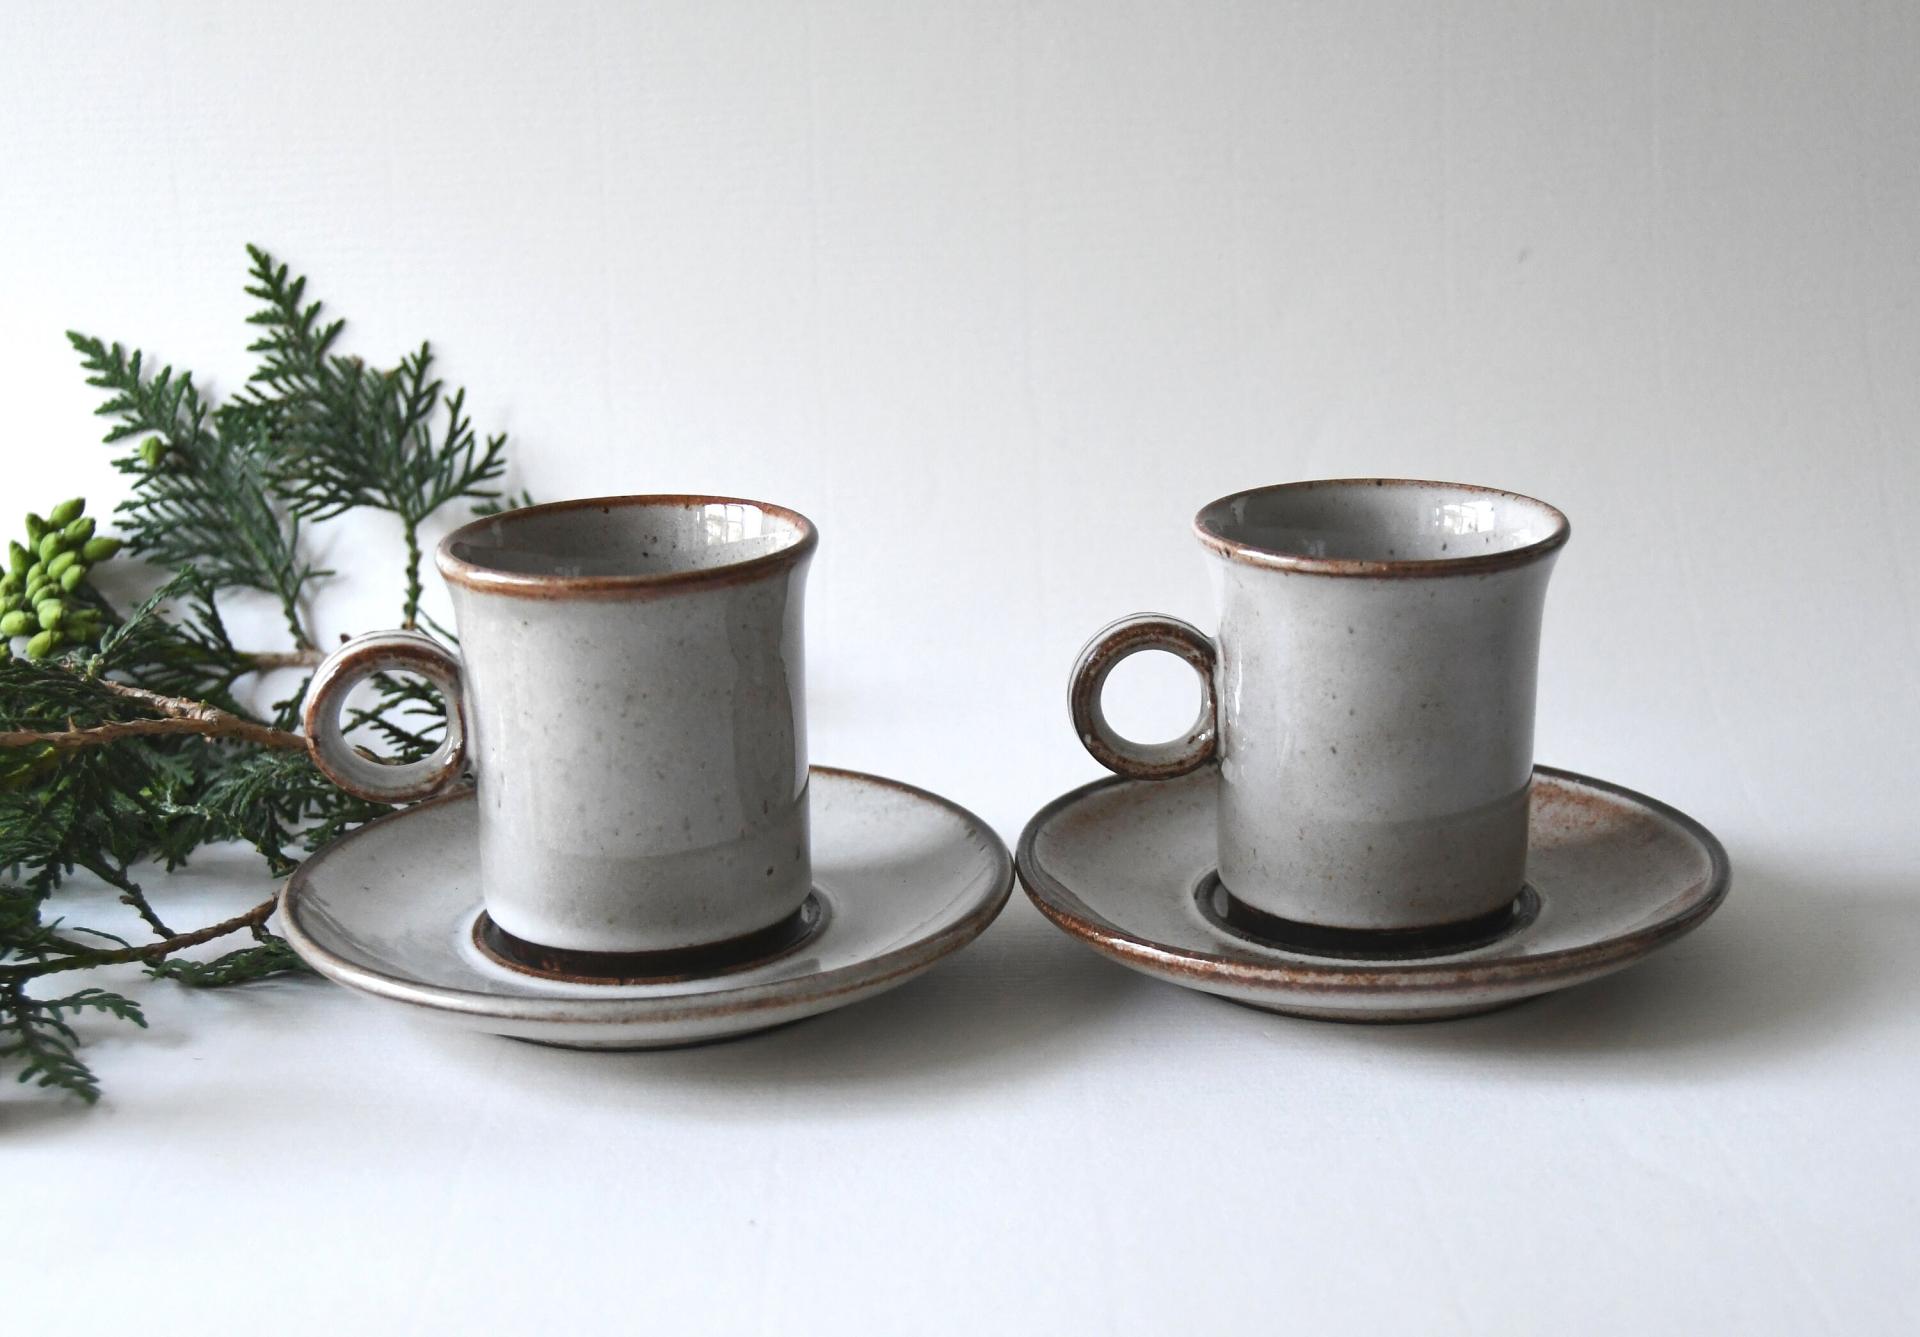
{"left": 441, "top": 496, "right": 814, "bottom": 586}
{"left": 1196, "top": 480, "right": 1566, "bottom": 569}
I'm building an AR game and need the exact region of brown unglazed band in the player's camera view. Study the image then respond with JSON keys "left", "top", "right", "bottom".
{"left": 1198, "top": 876, "right": 1542, "bottom": 962}
{"left": 474, "top": 894, "right": 827, "bottom": 985}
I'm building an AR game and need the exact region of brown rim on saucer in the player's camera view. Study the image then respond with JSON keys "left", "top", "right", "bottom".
{"left": 1015, "top": 764, "right": 1731, "bottom": 999}
{"left": 436, "top": 494, "right": 818, "bottom": 600}
{"left": 1193, "top": 478, "right": 1570, "bottom": 578}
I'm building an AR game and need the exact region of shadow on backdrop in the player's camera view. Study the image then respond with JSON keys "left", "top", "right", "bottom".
{"left": 433, "top": 898, "right": 1147, "bottom": 1113}
{"left": 1251, "top": 858, "right": 1911, "bottom": 1074}
{"left": 334, "top": 857, "right": 1906, "bottom": 1106}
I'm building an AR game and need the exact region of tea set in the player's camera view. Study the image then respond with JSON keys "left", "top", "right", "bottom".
{"left": 278, "top": 480, "right": 1730, "bottom": 1045}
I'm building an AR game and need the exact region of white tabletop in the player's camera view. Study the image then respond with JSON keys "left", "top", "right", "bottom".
{"left": 6, "top": 4, "right": 1917, "bottom": 1333}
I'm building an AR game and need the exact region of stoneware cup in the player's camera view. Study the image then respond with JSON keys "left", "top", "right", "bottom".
{"left": 302, "top": 495, "right": 817, "bottom": 970}
{"left": 1069, "top": 479, "right": 1570, "bottom": 949}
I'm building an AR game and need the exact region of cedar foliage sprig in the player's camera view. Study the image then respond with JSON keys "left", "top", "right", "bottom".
{"left": 235, "top": 247, "right": 507, "bottom": 628}
{"left": 1, "top": 246, "right": 520, "bottom": 1103}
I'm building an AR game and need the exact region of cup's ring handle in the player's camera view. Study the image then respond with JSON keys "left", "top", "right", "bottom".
{"left": 1069, "top": 613, "right": 1219, "bottom": 779}
{"left": 302, "top": 630, "right": 468, "bottom": 804}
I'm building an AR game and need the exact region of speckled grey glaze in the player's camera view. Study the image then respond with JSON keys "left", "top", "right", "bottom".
{"left": 1017, "top": 766, "right": 1730, "bottom": 1022}
{"left": 304, "top": 495, "right": 816, "bottom": 956}
{"left": 278, "top": 767, "right": 1015, "bottom": 1048}
{"left": 1071, "top": 479, "right": 1569, "bottom": 935}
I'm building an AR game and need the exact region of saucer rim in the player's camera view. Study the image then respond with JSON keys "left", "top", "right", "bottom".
{"left": 280, "top": 765, "right": 1014, "bottom": 1022}
{"left": 1016, "top": 763, "right": 1731, "bottom": 995}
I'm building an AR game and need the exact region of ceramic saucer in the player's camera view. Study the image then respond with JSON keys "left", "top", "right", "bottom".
{"left": 1017, "top": 765, "right": 1730, "bottom": 1022}
{"left": 281, "top": 767, "right": 1013, "bottom": 1048}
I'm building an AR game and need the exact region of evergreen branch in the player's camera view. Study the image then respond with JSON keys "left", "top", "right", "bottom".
{"left": 2, "top": 982, "right": 146, "bottom": 1103}
{"left": 0, "top": 711, "right": 305, "bottom": 753}
{"left": 67, "top": 333, "right": 320, "bottom": 647}
{"left": 235, "top": 247, "right": 510, "bottom": 627}
{"left": 0, "top": 887, "right": 93, "bottom": 960}
{"left": 3, "top": 623, "right": 303, "bottom": 753}
{"left": 242, "top": 242, "right": 345, "bottom": 393}
{"left": 402, "top": 521, "right": 425, "bottom": 629}
{"left": 0, "top": 727, "right": 179, "bottom": 896}
{"left": 147, "top": 936, "right": 307, "bottom": 987}
{"left": 88, "top": 569, "right": 269, "bottom": 717}
{"left": 168, "top": 746, "right": 384, "bottom": 876}
{"left": 62, "top": 336, "right": 213, "bottom": 449}
{"left": 6, "top": 242, "right": 529, "bottom": 1104}
{"left": 1, "top": 895, "right": 277, "bottom": 984}
{"left": 85, "top": 859, "right": 173, "bottom": 938}
{"left": 337, "top": 670, "right": 448, "bottom": 756}
{"left": 43, "top": 926, "right": 133, "bottom": 955}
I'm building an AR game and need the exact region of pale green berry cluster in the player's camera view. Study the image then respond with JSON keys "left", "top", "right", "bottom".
{"left": 0, "top": 498, "right": 123, "bottom": 659}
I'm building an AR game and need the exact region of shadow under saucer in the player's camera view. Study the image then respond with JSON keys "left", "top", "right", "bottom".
{"left": 427, "top": 898, "right": 1143, "bottom": 1112}
{"left": 1301, "top": 857, "right": 1912, "bottom": 1074}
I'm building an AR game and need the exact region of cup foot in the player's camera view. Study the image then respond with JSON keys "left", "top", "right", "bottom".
{"left": 473, "top": 894, "right": 828, "bottom": 985}
{"left": 1197, "top": 875, "right": 1540, "bottom": 961}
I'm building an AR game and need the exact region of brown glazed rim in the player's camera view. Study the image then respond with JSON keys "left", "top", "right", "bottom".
{"left": 436, "top": 494, "right": 818, "bottom": 599}
{"left": 1193, "top": 478, "right": 1570, "bottom": 577}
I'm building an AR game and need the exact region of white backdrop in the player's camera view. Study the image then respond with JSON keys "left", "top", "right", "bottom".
{"left": 4, "top": 3, "right": 1916, "bottom": 1333}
